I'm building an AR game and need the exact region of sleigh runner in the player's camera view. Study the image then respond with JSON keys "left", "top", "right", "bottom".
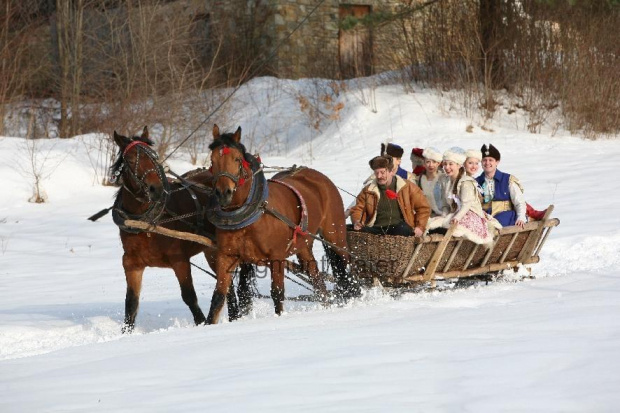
{"left": 347, "top": 205, "right": 559, "bottom": 287}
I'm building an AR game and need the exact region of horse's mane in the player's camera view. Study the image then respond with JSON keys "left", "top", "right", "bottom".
{"left": 208, "top": 133, "right": 247, "bottom": 155}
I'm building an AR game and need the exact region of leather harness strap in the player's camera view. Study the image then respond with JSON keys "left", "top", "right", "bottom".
{"left": 269, "top": 179, "right": 309, "bottom": 243}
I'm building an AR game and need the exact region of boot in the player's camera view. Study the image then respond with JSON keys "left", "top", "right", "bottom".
{"left": 526, "top": 203, "right": 547, "bottom": 221}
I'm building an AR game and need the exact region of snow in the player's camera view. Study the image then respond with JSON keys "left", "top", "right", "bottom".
{"left": 1, "top": 76, "right": 620, "bottom": 412}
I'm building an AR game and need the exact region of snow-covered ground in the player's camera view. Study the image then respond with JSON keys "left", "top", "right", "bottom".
{"left": 1, "top": 77, "right": 620, "bottom": 412}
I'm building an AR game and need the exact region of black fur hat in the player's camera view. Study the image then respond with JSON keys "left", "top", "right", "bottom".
{"left": 481, "top": 143, "right": 501, "bottom": 161}
{"left": 369, "top": 155, "right": 394, "bottom": 171}
{"left": 381, "top": 143, "right": 404, "bottom": 159}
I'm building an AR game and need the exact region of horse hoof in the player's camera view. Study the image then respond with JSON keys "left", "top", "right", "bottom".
{"left": 121, "top": 324, "right": 134, "bottom": 334}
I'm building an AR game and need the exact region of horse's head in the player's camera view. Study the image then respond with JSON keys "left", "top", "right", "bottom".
{"left": 110, "top": 126, "right": 169, "bottom": 204}
{"left": 209, "top": 124, "right": 252, "bottom": 207}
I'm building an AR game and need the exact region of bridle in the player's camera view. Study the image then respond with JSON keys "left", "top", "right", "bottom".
{"left": 211, "top": 145, "right": 252, "bottom": 194}
{"left": 111, "top": 140, "right": 170, "bottom": 222}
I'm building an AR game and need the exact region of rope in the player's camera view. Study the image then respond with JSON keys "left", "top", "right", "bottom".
{"left": 164, "top": 0, "right": 328, "bottom": 162}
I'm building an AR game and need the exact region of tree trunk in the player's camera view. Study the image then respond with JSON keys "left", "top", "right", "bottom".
{"left": 479, "top": 0, "right": 504, "bottom": 89}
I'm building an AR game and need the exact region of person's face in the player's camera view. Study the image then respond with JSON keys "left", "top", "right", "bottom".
{"left": 374, "top": 167, "right": 394, "bottom": 186}
{"left": 424, "top": 159, "right": 440, "bottom": 173}
{"left": 443, "top": 161, "right": 461, "bottom": 178}
{"left": 464, "top": 157, "right": 480, "bottom": 176}
{"left": 482, "top": 157, "right": 499, "bottom": 175}
{"left": 392, "top": 157, "right": 402, "bottom": 172}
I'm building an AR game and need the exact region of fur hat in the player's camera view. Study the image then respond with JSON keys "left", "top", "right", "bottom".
{"left": 465, "top": 149, "right": 483, "bottom": 161}
{"left": 443, "top": 147, "right": 467, "bottom": 165}
{"left": 410, "top": 147, "right": 424, "bottom": 165}
{"left": 369, "top": 155, "right": 394, "bottom": 171}
{"left": 381, "top": 143, "right": 404, "bottom": 159}
{"left": 422, "top": 146, "right": 443, "bottom": 163}
{"left": 481, "top": 144, "right": 501, "bottom": 161}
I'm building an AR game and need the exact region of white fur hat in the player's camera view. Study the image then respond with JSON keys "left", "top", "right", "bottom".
{"left": 422, "top": 146, "right": 443, "bottom": 163}
{"left": 465, "top": 149, "right": 482, "bottom": 161}
{"left": 443, "top": 147, "right": 467, "bottom": 165}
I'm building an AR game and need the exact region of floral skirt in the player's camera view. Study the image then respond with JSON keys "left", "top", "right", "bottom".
{"left": 427, "top": 211, "right": 501, "bottom": 246}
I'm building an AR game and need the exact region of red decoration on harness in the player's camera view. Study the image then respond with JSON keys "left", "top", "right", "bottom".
{"left": 256, "top": 155, "right": 262, "bottom": 163}
{"left": 292, "top": 225, "right": 308, "bottom": 244}
{"left": 221, "top": 146, "right": 231, "bottom": 155}
{"left": 241, "top": 159, "right": 250, "bottom": 170}
{"left": 238, "top": 178, "right": 246, "bottom": 186}
{"left": 385, "top": 189, "right": 398, "bottom": 200}
{"left": 123, "top": 140, "right": 147, "bottom": 156}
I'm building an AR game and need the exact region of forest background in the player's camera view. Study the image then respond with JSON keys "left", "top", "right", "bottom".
{"left": 1, "top": 0, "right": 618, "bottom": 158}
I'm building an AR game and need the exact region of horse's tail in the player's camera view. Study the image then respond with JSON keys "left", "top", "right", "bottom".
{"left": 322, "top": 241, "right": 362, "bottom": 301}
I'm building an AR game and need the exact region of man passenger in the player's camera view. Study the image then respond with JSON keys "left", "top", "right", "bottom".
{"left": 350, "top": 155, "right": 430, "bottom": 237}
{"left": 476, "top": 144, "right": 526, "bottom": 228}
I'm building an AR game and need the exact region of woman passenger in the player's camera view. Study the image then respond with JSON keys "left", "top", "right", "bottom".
{"left": 427, "top": 147, "right": 501, "bottom": 246}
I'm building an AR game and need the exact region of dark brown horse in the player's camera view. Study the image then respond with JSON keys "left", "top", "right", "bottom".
{"left": 205, "top": 125, "right": 360, "bottom": 324}
{"left": 111, "top": 127, "right": 253, "bottom": 333}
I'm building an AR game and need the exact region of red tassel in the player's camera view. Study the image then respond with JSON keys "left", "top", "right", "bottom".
{"left": 241, "top": 159, "right": 250, "bottom": 170}
{"left": 292, "top": 226, "right": 307, "bottom": 244}
{"left": 385, "top": 189, "right": 398, "bottom": 200}
{"left": 256, "top": 155, "right": 262, "bottom": 163}
{"left": 221, "top": 146, "right": 231, "bottom": 155}
{"left": 238, "top": 178, "right": 246, "bottom": 186}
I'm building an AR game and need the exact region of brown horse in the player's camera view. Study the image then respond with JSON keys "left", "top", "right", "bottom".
{"left": 205, "top": 125, "right": 360, "bottom": 324}
{"left": 111, "top": 127, "right": 253, "bottom": 333}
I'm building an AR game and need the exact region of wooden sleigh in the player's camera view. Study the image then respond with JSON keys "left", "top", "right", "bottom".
{"left": 346, "top": 205, "right": 560, "bottom": 287}
{"left": 123, "top": 205, "right": 559, "bottom": 294}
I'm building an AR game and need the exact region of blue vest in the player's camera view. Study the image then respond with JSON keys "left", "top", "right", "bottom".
{"left": 476, "top": 169, "right": 516, "bottom": 226}
{"left": 396, "top": 166, "right": 408, "bottom": 180}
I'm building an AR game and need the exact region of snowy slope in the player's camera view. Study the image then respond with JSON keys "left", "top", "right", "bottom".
{"left": 1, "top": 77, "right": 619, "bottom": 412}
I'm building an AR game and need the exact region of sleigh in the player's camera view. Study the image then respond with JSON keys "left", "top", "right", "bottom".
{"left": 346, "top": 205, "right": 559, "bottom": 287}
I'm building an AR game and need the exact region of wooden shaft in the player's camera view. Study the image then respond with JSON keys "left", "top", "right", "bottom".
{"left": 124, "top": 219, "right": 216, "bottom": 248}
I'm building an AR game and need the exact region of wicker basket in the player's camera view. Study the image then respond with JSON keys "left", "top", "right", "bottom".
{"left": 347, "top": 231, "right": 420, "bottom": 281}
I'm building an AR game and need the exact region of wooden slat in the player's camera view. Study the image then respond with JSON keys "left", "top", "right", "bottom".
{"left": 534, "top": 226, "right": 553, "bottom": 257}
{"left": 518, "top": 205, "right": 555, "bottom": 262}
{"left": 423, "top": 224, "right": 456, "bottom": 281}
{"left": 435, "top": 256, "right": 541, "bottom": 279}
{"left": 462, "top": 244, "right": 480, "bottom": 270}
{"left": 399, "top": 242, "right": 424, "bottom": 280}
{"left": 444, "top": 239, "right": 463, "bottom": 272}
{"left": 480, "top": 243, "right": 495, "bottom": 267}
{"left": 499, "top": 232, "right": 519, "bottom": 263}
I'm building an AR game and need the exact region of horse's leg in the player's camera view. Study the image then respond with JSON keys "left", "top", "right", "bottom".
{"left": 237, "top": 263, "right": 255, "bottom": 317}
{"left": 203, "top": 251, "right": 240, "bottom": 322}
{"left": 226, "top": 276, "right": 240, "bottom": 322}
{"left": 321, "top": 234, "right": 362, "bottom": 300}
{"left": 270, "top": 260, "right": 286, "bottom": 315}
{"left": 122, "top": 255, "right": 145, "bottom": 334}
{"left": 296, "top": 247, "right": 328, "bottom": 302}
{"left": 206, "top": 254, "right": 237, "bottom": 324}
{"left": 170, "top": 260, "right": 206, "bottom": 326}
